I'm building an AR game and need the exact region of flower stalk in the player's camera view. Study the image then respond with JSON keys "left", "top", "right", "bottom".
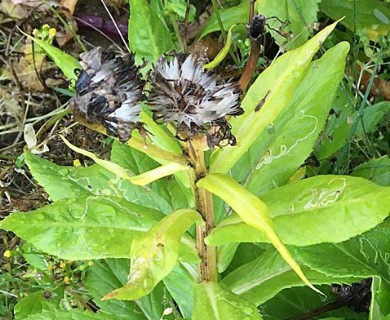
{"left": 147, "top": 53, "right": 243, "bottom": 282}
{"left": 187, "top": 139, "right": 217, "bottom": 282}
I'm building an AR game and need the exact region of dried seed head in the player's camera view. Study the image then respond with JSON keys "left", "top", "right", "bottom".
{"left": 147, "top": 54, "right": 243, "bottom": 148}
{"left": 70, "top": 47, "right": 144, "bottom": 142}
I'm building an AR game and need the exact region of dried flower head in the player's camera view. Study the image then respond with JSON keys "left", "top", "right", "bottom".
{"left": 147, "top": 54, "right": 243, "bottom": 148}
{"left": 70, "top": 47, "right": 144, "bottom": 142}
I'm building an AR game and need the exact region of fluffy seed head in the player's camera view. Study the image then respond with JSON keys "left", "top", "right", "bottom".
{"left": 70, "top": 47, "right": 144, "bottom": 142}
{"left": 147, "top": 54, "right": 243, "bottom": 148}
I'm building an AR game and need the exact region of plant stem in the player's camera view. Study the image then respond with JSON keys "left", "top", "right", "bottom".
{"left": 1, "top": 235, "right": 20, "bottom": 295}
{"left": 195, "top": 183, "right": 217, "bottom": 281}
{"left": 187, "top": 140, "right": 217, "bottom": 282}
{"left": 238, "top": 0, "right": 261, "bottom": 93}
{"left": 238, "top": 37, "right": 261, "bottom": 92}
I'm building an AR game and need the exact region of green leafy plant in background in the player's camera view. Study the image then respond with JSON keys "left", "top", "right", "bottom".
{"left": 1, "top": 0, "right": 390, "bottom": 319}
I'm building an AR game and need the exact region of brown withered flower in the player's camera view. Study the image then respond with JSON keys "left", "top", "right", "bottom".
{"left": 70, "top": 47, "right": 144, "bottom": 142}
{"left": 147, "top": 54, "right": 243, "bottom": 148}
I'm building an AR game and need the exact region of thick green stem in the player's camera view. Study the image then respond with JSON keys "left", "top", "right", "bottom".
{"left": 195, "top": 186, "right": 217, "bottom": 282}
{"left": 187, "top": 140, "right": 217, "bottom": 282}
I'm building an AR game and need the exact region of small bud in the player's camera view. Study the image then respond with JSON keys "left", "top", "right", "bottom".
{"left": 48, "top": 28, "right": 56, "bottom": 38}
{"left": 4, "top": 250, "right": 11, "bottom": 258}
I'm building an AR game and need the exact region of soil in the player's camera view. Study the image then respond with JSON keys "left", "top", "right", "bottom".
{"left": 0, "top": 2, "right": 128, "bottom": 307}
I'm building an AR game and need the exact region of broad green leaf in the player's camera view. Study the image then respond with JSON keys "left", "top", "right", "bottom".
{"left": 320, "top": 0, "right": 390, "bottom": 41}
{"left": 165, "top": 0, "right": 196, "bottom": 20}
{"left": 163, "top": 263, "right": 197, "bottom": 318}
{"left": 193, "top": 281, "right": 263, "bottom": 320}
{"left": 61, "top": 135, "right": 190, "bottom": 186}
{"left": 314, "top": 83, "right": 354, "bottom": 160}
{"left": 20, "top": 31, "right": 80, "bottom": 81}
{"left": 113, "top": 123, "right": 193, "bottom": 208}
{"left": 222, "top": 243, "right": 267, "bottom": 275}
{"left": 110, "top": 141, "right": 193, "bottom": 212}
{"left": 217, "top": 243, "right": 240, "bottom": 273}
{"left": 256, "top": 0, "right": 321, "bottom": 49}
{"left": 293, "top": 219, "right": 390, "bottom": 316}
{"left": 133, "top": 282, "right": 173, "bottom": 320}
{"left": 197, "top": 173, "right": 321, "bottom": 294}
{"left": 239, "top": 42, "right": 349, "bottom": 196}
{"left": 319, "top": 99, "right": 390, "bottom": 160}
{"left": 370, "top": 276, "right": 390, "bottom": 320}
{"left": 60, "top": 136, "right": 136, "bottom": 181}
{"left": 85, "top": 259, "right": 144, "bottom": 319}
{"left": 21, "top": 243, "right": 49, "bottom": 271}
{"left": 207, "top": 175, "right": 390, "bottom": 246}
{"left": 25, "top": 150, "right": 189, "bottom": 214}
{"left": 14, "top": 292, "right": 56, "bottom": 319}
{"left": 129, "top": 0, "right": 175, "bottom": 62}
{"left": 11, "top": 278, "right": 65, "bottom": 319}
{"left": 178, "top": 234, "right": 200, "bottom": 264}
{"left": 0, "top": 196, "right": 163, "bottom": 260}
{"left": 199, "top": 0, "right": 250, "bottom": 39}
{"left": 24, "top": 151, "right": 110, "bottom": 201}
{"left": 24, "top": 310, "right": 123, "bottom": 320}
{"left": 210, "top": 21, "right": 340, "bottom": 174}
{"left": 140, "top": 111, "right": 182, "bottom": 155}
{"left": 103, "top": 209, "right": 202, "bottom": 300}
{"left": 352, "top": 156, "right": 390, "bottom": 186}
{"left": 355, "top": 101, "right": 390, "bottom": 136}
{"left": 138, "top": 110, "right": 190, "bottom": 194}
{"left": 111, "top": 140, "right": 158, "bottom": 173}
{"left": 85, "top": 259, "right": 162, "bottom": 320}
{"left": 222, "top": 247, "right": 362, "bottom": 306}
{"left": 260, "top": 285, "right": 364, "bottom": 320}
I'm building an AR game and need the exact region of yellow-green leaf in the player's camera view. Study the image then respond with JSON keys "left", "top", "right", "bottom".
{"left": 60, "top": 135, "right": 188, "bottom": 185}
{"left": 130, "top": 162, "right": 190, "bottom": 186}
{"left": 197, "top": 173, "right": 322, "bottom": 295}
{"left": 19, "top": 29, "right": 80, "bottom": 82}
{"left": 193, "top": 281, "right": 263, "bottom": 320}
{"left": 60, "top": 135, "right": 135, "bottom": 181}
{"left": 103, "top": 209, "right": 202, "bottom": 300}
{"left": 203, "top": 24, "right": 236, "bottom": 70}
{"left": 210, "top": 20, "right": 340, "bottom": 174}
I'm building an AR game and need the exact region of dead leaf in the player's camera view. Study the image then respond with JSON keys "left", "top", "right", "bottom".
{"left": 24, "top": 123, "right": 49, "bottom": 154}
{"left": 60, "top": 0, "right": 78, "bottom": 15}
{"left": 0, "top": 0, "right": 59, "bottom": 19}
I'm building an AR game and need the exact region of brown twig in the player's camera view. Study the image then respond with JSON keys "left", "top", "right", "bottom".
{"left": 238, "top": 0, "right": 263, "bottom": 93}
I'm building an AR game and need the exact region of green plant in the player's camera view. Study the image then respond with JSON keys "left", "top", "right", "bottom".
{"left": 1, "top": 1, "right": 390, "bottom": 319}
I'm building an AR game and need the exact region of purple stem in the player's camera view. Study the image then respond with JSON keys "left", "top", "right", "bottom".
{"left": 75, "top": 14, "right": 128, "bottom": 37}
